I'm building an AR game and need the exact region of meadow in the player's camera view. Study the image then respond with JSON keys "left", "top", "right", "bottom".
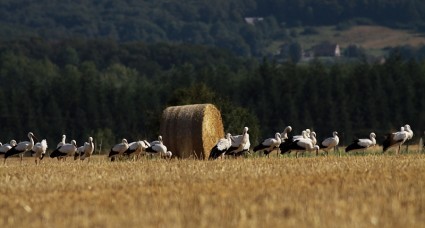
{"left": 1, "top": 150, "right": 425, "bottom": 228}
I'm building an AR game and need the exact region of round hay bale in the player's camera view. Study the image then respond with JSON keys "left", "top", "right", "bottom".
{"left": 159, "top": 104, "right": 224, "bottom": 159}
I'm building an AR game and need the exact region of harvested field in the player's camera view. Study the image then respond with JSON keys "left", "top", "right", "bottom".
{"left": 1, "top": 153, "right": 425, "bottom": 227}
{"left": 269, "top": 25, "right": 425, "bottom": 56}
{"left": 336, "top": 26, "right": 425, "bottom": 49}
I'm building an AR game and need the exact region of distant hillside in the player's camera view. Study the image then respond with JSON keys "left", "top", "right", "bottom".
{"left": 298, "top": 26, "right": 425, "bottom": 49}
{"left": 268, "top": 25, "right": 425, "bottom": 59}
{"left": 2, "top": 0, "right": 425, "bottom": 56}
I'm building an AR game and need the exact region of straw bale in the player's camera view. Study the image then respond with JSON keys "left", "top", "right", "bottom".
{"left": 160, "top": 104, "right": 224, "bottom": 159}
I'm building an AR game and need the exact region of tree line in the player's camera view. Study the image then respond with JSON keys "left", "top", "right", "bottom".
{"left": 0, "top": 39, "right": 423, "bottom": 151}
{"left": 2, "top": 0, "right": 425, "bottom": 56}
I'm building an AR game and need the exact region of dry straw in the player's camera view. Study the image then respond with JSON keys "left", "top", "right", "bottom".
{"left": 160, "top": 104, "right": 224, "bottom": 159}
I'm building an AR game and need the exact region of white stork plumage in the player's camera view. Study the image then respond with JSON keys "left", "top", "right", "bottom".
{"left": 209, "top": 133, "right": 232, "bottom": 160}
{"left": 403, "top": 124, "right": 413, "bottom": 152}
{"left": 50, "top": 140, "right": 77, "bottom": 160}
{"left": 253, "top": 132, "right": 282, "bottom": 156}
{"left": 82, "top": 137, "right": 95, "bottom": 161}
{"left": 226, "top": 127, "right": 250, "bottom": 157}
{"left": 163, "top": 151, "right": 173, "bottom": 159}
{"left": 145, "top": 136, "right": 169, "bottom": 157}
{"left": 318, "top": 131, "right": 340, "bottom": 156}
{"left": 143, "top": 140, "right": 151, "bottom": 148}
{"left": 31, "top": 139, "right": 48, "bottom": 165}
{"left": 57, "top": 134, "right": 67, "bottom": 148}
{"left": 149, "top": 135, "right": 163, "bottom": 146}
{"left": 383, "top": 127, "right": 408, "bottom": 154}
{"left": 305, "top": 129, "right": 311, "bottom": 138}
{"left": 280, "top": 126, "right": 292, "bottom": 141}
{"left": 75, "top": 145, "right": 86, "bottom": 160}
{"left": 75, "top": 137, "right": 95, "bottom": 162}
{"left": 124, "top": 140, "right": 150, "bottom": 160}
{"left": 293, "top": 130, "right": 308, "bottom": 140}
{"left": 346, "top": 132, "right": 377, "bottom": 153}
{"left": 405, "top": 124, "right": 413, "bottom": 140}
{"left": 108, "top": 138, "right": 129, "bottom": 161}
{"left": 0, "top": 140, "right": 17, "bottom": 155}
{"left": 4, "top": 132, "right": 38, "bottom": 164}
{"left": 280, "top": 132, "right": 319, "bottom": 157}
{"left": 310, "top": 131, "right": 317, "bottom": 146}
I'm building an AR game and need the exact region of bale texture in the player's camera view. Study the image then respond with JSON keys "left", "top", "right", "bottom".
{"left": 160, "top": 104, "right": 224, "bottom": 159}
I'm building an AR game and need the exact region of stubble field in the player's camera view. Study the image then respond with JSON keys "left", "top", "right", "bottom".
{"left": 1, "top": 152, "right": 425, "bottom": 228}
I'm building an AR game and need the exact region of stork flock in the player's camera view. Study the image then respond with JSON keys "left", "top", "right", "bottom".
{"left": 107, "top": 135, "right": 172, "bottom": 162}
{"left": 0, "top": 133, "right": 172, "bottom": 165}
{"left": 0, "top": 124, "right": 416, "bottom": 164}
{"left": 208, "top": 124, "right": 415, "bottom": 160}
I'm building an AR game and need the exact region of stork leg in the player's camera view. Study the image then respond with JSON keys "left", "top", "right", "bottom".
{"left": 335, "top": 146, "right": 341, "bottom": 157}
{"left": 20, "top": 154, "right": 23, "bottom": 165}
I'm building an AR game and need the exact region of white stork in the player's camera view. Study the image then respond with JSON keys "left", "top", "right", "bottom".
{"left": 209, "top": 133, "right": 232, "bottom": 160}
{"left": 143, "top": 140, "right": 151, "bottom": 148}
{"left": 226, "top": 127, "right": 250, "bottom": 157}
{"left": 305, "top": 129, "right": 311, "bottom": 138}
{"left": 149, "top": 135, "right": 163, "bottom": 146}
{"left": 403, "top": 124, "right": 413, "bottom": 152}
{"left": 108, "top": 138, "right": 129, "bottom": 161}
{"left": 279, "top": 136, "right": 319, "bottom": 158}
{"left": 74, "top": 137, "right": 95, "bottom": 162}
{"left": 253, "top": 132, "right": 282, "bottom": 156}
{"left": 405, "top": 124, "right": 413, "bottom": 140}
{"left": 31, "top": 139, "right": 48, "bottom": 165}
{"left": 318, "top": 131, "right": 340, "bottom": 156}
{"left": 50, "top": 140, "right": 77, "bottom": 160}
{"left": 280, "top": 126, "right": 292, "bottom": 141}
{"left": 57, "top": 134, "right": 67, "bottom": 148}
{"left": 346, "top": 132, "right": 377, "bottom": 153}
{"left": 0, "top": 140, "right": 17, "bottom": 155}
{"left": 293, "top": 130, "right": 308, "bottom": 140}
{"left": 75, "top": 145, "right": 85, "bottom": 160}
{"left": 124, "top": 140, "right": 150, "bottom": 160}
{"left": 310, "top": 131, "right": 317, "bottom": 146}
{"left": 163, "top": 151, "right": 173, "bottom": 159}
{"left": 280, "top": 130, "right": 305, "bottom": 153}
{"left": 4, "top": 132, "right": 38, "bottom": 164}
{"left": 382, "top": 127, "right": 408, "bottom": 154}
{"left": 145, "top": 136, "right": 169, "bottom": 157}
{"left": 82, "top": 137, "right": 95, "bottom": 161}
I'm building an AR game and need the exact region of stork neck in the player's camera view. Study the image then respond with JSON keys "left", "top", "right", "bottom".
{"left": 371, "top": 137, "right": 376, "bottom": 145}
{"left": 29, "top": 135, "right": 34, "bottom": 148}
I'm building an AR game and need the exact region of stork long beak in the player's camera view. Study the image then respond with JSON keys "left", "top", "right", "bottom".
{"left": 32, "top": 135, "right": 39, "bottom": 142}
